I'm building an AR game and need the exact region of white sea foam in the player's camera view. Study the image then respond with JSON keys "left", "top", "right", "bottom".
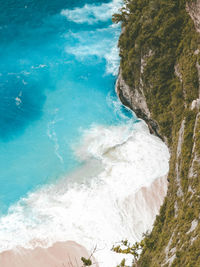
{"left": 64, "top": 25, "right": 120, "bottom": 75}
{"left": 62, "top": 1, "right": 121, "bottom": 75}
{"left": 0, "top": 120, "right": 169, "bottom": 266}
{"left": 1, "top": 1, "right": 169, "bottom": 265}
{"left": 106, "top": 92, "right": 131, "bottom": 120}
{"left": 61, "top": 0, "right": 122, "bottom": 24}
{"left": 105, "top": 39, "right": 120, "bottom": 75}
{"left": 47, "top": 111, "right": 64, "bottom": 164}
{"left": 31, "top": 64, "right": 47, "bottom": 69}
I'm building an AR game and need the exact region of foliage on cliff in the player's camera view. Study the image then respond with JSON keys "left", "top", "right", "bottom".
{"left": 114, "top": 0, "right": 200, "bottom": 266}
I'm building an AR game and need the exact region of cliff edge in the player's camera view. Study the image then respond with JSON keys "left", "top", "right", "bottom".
{"left": 114, "top": 0, "right": 200, "bottom": 266}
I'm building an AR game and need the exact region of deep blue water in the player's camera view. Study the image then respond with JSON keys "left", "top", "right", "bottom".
{"left": 0, "top": 0, "right": 133, "bottom": 212}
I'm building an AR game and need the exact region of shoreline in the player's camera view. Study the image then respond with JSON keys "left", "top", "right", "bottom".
{"left": 0, "top": 69, "right": 170, "bottom": 267}
{"left": 115, "top": 68, "right": 165, "bottom": 142}
{"left": 0, "top": 175, "right": 168, "bottom": 267}
{"left": 0, "top": 3, "right": 171, "bottom": 265}
{"left": 0, "top": 241, "right": 98, "bottom": 267}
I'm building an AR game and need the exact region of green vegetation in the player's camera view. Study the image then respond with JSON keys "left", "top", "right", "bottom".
{"left": 81, "top": 257, "right": 92, "bottom": 266}
{"left": 112, "top": 239, "right": 144, "bottom": 266}
{"left": 113, "top": 0, "right": 200, "bottom": 266}
{"left": 80, "top": 246, "right": 97, "bottom": 266}
{"left": 113, "top": 0, "right": 199, "bottom": 142}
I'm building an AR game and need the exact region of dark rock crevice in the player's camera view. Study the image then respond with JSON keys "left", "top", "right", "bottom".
{"left": 116, "top": 70, "right": 163, "bottom": 141}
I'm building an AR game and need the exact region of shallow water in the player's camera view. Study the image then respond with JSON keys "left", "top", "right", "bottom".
{"left": 0, "top": 0, "right": 126, "bottom": 210}
{"left": 0, "top": 1, "right": 169, "bottom": 266}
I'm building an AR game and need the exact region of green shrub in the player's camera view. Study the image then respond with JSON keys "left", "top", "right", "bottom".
{"left": 113, "top": 0, "right": 200, "bottom": 265}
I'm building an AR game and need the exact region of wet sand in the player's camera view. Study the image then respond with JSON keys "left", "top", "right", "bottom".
{"left": 0, "top": 176, "right": 167, "bottom": 267}
{"left": 0, "top": 241, "right": 98, "bottom": 267}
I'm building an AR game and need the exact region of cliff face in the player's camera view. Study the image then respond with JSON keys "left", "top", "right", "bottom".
{"left": 187, "top": 0, "right": 200, "bottom": 33}
{"left": 115, "top": 0, "right": 200, "bottom": 266}
{"left": 116, "top": 68, "right": 163, "bottom": 139}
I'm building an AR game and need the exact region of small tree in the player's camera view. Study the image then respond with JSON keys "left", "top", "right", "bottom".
{"left": 112, "top": 240, "right": 144, "bottom": 267}
{"left": 81, "top": 245, "right": 97, "bottom": 267}
{"left": 81, "top": 257, "right": 92, "bottom": 266}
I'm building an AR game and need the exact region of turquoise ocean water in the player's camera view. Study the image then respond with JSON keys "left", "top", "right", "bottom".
{"left": 0, "top": 2, "right": 170, "bottom": 265}
{"left": 0, "top": 0, "right": 134, "bottom": 212}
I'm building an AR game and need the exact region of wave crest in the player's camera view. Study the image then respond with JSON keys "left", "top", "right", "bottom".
{"left": 0, "top": 121, "right": 169, "bottom": 266}
{"left": 61, "top": 0, "right": 122, "bottom": 25}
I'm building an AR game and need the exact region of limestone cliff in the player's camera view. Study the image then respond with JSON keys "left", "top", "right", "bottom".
{"left": 116, "top": 68, "right": 163, "bottom": 139}
{"left": 115, "top": 0, "right": 200, "bottom": 266}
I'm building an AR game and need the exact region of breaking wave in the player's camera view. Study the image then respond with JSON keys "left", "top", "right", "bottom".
{"left": 62, "top": 1, "right": 121, "bottom": 75}
{"left": 61, "top": 0, "right": 122, "bottom": 25}
{"left": 0, "top": 120, "right": 169, "bottom": 266}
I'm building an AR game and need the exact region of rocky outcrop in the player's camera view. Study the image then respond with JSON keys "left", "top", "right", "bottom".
{"left": 187, "top": 0, "right": 200, "bottom": 33}
{"left": 115, "top": 0, "right": 200, "bottom": 266}
{"left": 116, "top": 69, "right": 163, "bottom": 140}
{"left": 188, "top": 1, "right": 200, "bottom": 112}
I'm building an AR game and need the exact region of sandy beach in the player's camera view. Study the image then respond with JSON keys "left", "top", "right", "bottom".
{"left": 0, "top": 241, "right": 98, "bottom": 267}
{"left": 0, "top": 176, "right": 167, "bottom": 267}
{"left": 135, "top": 175, "right": 168, "bottom": 216}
